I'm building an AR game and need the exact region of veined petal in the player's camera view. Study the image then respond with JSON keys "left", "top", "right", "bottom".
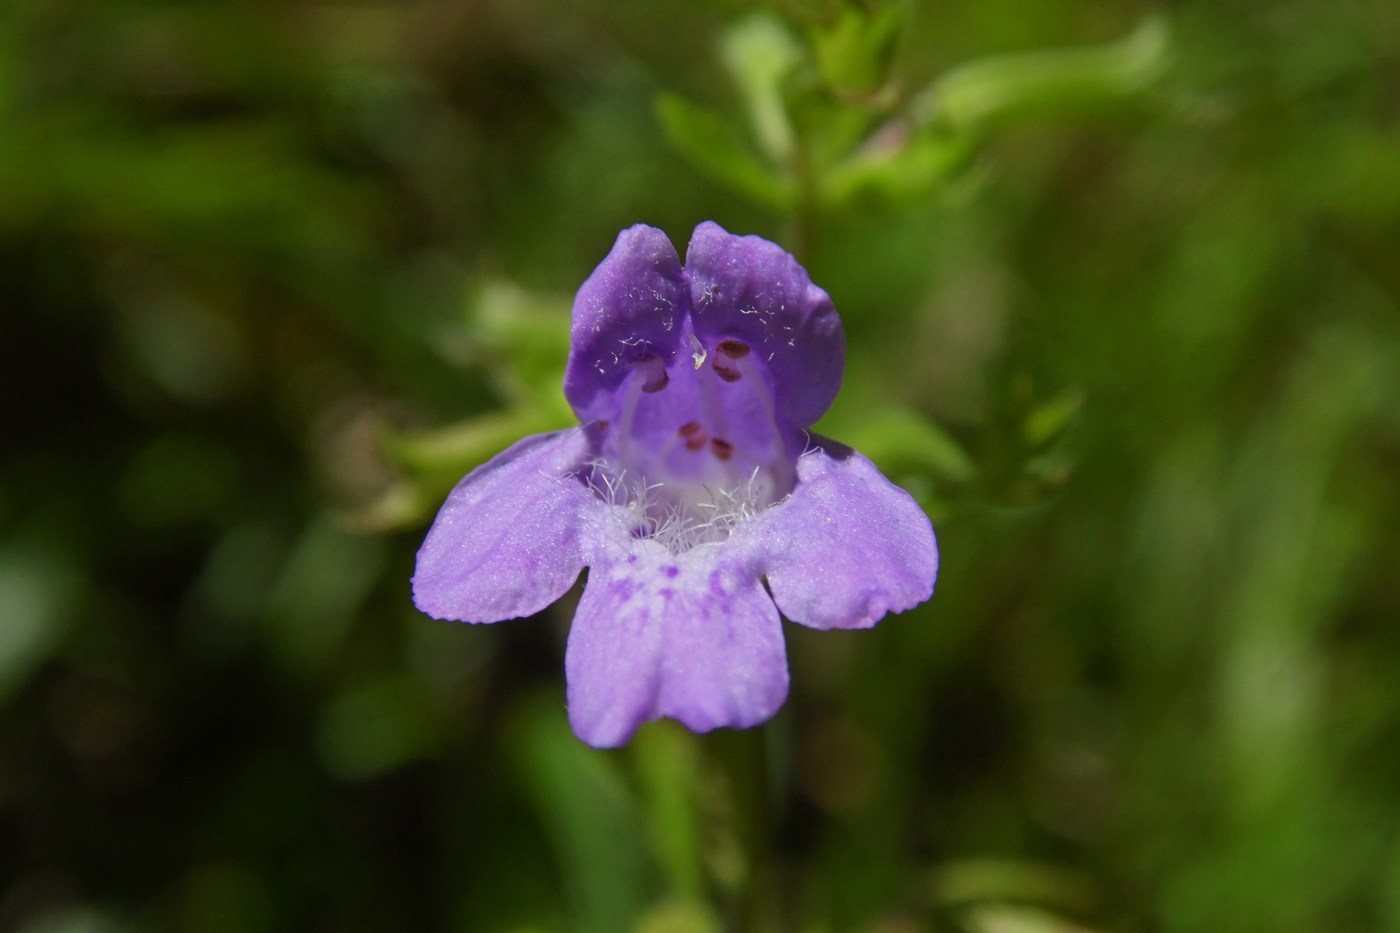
{"left": 412, "top": 429, "right": 595, "bottom": 622}
{"left": 683, "top": 221, "right": 845, "bottom": 428}
{"left": 564, "top": 225, "right": 688, "bottom": 422}
{"left": 565, "top": 545, "right": 788, "bottom": 748}
{"left": 747, "top": 436, "right": 937, "bottom": 630}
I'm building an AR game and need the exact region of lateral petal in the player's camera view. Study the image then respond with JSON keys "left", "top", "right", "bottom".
{"left": 412, "top": 429, "right": 595, "bottom": 623}
{"left": 747, "top": 436, "right": 937, "bottom": 630}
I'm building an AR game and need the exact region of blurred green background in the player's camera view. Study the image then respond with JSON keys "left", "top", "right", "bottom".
{"left": 4, "top": 0, "right": 1400, "bottom": 930}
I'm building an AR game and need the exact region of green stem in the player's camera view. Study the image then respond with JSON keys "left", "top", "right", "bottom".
{"left": 714, "top": 727, "right": 778, "bottom": 931}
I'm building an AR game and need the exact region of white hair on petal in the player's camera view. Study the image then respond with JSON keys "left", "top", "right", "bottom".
{"left": 580, "top": 460, "right": 773, "bottom": 555}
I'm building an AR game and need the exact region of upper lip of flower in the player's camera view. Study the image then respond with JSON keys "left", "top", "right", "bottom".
{"left": 563, "top": 222, "right": 849, "bottom": 552}
{"left": 564, "top": 220, "right": 846, "bottom": 431}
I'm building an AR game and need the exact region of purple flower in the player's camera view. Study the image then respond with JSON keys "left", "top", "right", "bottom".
{"left": 413, "top": 222, "right": 937, "bottom": 747}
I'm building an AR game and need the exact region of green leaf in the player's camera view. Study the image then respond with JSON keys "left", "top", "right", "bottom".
{"left": 631, "top": 723, "right": 707, "bottom": 904}
{"left": 719, "top": 14, "right": 802, "bottom": 166}
{"left": 0, "top": 547, "right": 79, "bottom": 704}
{"left": 510, "top": 694, "right": 651, "bottom": 933}
{"left": 384, "top": 406, "right": 570, "bottom": 477}
{"left": 929, "top": 857, "right": 1098, "bottom": 916}
{"left": 656, "top": 93, "right": 796, "bottom": 210}
{"left": 263, "top": 516, "right": 388, "bottom": 675}
{"left": 1022, "top": 390, "right": 1084, "bottom": 449}
{"left": 917, "top": 15, "right": 1170, "bottom": 133}
{"left": 839, "top": 407, "right": 976, "bottom": 484}
{"left": 809, "top": 4, "right": 906, "bottom": 97}
{"left": 821, "top": 124, "right": 977, "bottom": 209}
{"left": 466, "top": 279, "right": 573, "bottom": 408}
{"left": 315, "top": 676, "right": 440, "bottom": 781}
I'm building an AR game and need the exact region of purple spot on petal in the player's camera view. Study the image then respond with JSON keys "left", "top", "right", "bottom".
{"left": 708, "top": 571, "right": 729, "bottom": 598}
{"left": 664, "top": 566, "right": 679, "bottom": 578}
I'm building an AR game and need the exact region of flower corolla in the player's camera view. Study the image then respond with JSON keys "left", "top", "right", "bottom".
{"left": 413, "top": 222, "right": 937, "bottom": 747}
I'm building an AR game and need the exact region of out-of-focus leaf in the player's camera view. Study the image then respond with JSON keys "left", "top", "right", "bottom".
{"left": 960, "top": 903, "right": 1101, "bottom": 933}
{"left": 0, "top": 11, "right": 14, "bottom": 126}
{"left": 838, "top": 407, "right": 976, "bottom": 484}
{"left": 113, "top": 290, "right": 250, "bottom": 406}
{"left": 263, "top": 516, "right": 387, "bottom": 675}
{"left": 2, "top": 114, "right": 382, "bottom": 257}
{"left": 809, "top": 4, "right": 905, "bottom": 97}
{"left": 384, "top": 407, "right": 570, "bottom": 478}
{"left": 821, "top": 124, "right": 977, "bottom": 209}
{"left": 510, "top": 694, "right": 651, "bottom": 933}
{"left": 14, "top": 906, "right": 135, "bottom": 933}
{"left": 917, "top": 15, "right": 1169, "bottom": 132}
{"left": 174, "top": 863, "right": 275, "bottom": 933}
{"left": 719, "top": 14, "right": 802, "bottom": 166}
{"left": 1023, "top": 390, "right": 1084, "bottom": 449}
{"left": 634, "top": 900, "right": 722, "bottom": 933}
{"left": 929, "top": 858, "right": 1098, "bottom": 916}
{"left": 315, "top": 676, "right": 440, "bottom": 781}
{"left": 632, "top": 723, "right": 707, "bottom": 905}
{"left": 656, "top": 94, "right": 796, "bottom": 211}
{"left": 466, "top": 280, "right": 573, "bottom": 408}
{"left": 118, "top": 433, "right": 239, "bottom": 528}
{"left": 0, "top": 547, "right": 79, "bottom": 704}
{"left": 339, "top": 481, "right": 437, "bottom": 534}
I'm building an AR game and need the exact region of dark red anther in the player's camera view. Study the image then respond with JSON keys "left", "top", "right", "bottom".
{"left": 712, "top": 340, "right": 747, "bottom": 382}
{"left": 680, "top": 421, "right": 708, "bottom": 451}
{"left": 630, "top": 352, "right": 669, "bottom": 392}
{"left": 710, "top": 438, "right": 734, "bottom": 461}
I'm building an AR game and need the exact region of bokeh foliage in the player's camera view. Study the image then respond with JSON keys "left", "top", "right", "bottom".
{"left": 4, "top": 0, "right": 1400, "bottom": 931}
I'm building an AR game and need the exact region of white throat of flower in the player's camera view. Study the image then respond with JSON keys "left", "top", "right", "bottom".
{"left": 586, "top": 460, "right": 778, "bottom": 554}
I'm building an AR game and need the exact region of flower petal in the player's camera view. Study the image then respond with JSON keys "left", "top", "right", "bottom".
{"left": 564, "top": 545, "right": 788, "bottom": 748}
{"left": 412, "top": 429, "right": 595, "bottom": 622}
{"left": 564, "top": 224, "right": 688, "bottom": 422}
{"left": 748, "top": 436, "right": 937, "bottom": 629}
{"left": 683, "top": 221, "right": 845, "bottom": 428}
